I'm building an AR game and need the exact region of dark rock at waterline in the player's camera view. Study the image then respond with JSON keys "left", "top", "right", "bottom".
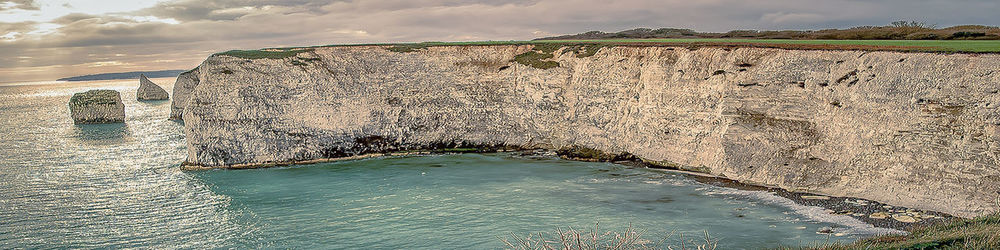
{"left": 137, "top": 74, "right": 169, "bottom": 101}
{"left": 69, "top": 90, "right": 125, "bottom": 124}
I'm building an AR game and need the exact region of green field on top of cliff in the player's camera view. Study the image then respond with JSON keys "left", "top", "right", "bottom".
{"left": 221, "top": 39, "right": 1000, "bottom": 59}
{"left": 405, "top": 39, "right": 1000, "bottom": 53}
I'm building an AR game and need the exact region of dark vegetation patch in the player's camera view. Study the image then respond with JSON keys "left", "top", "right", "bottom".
{"left": 298, "top": 57, "right": 322, "bottom": 62}
{"left": 555, "top": 145, "right": 637, "bottom": 162}
{"left": 215, "top": 48, "right": 315, "bottom": 59}
{"left": 220, "top": 69, "right": 233, "bottom": 74}
{"left": 539, "top": 22, "right": 1000, "bottom": 41}
{"left": 513, "top": 50, "right": 560, "bottom": 69}
{"left": 69, "top": 90, "right": 119, "bottom": 106}
{"left": 385, "top": 44, "right": 429, "bottom": 53}
{"left": 560, "top": 44, "right": 612, "bottom": 58}
{"left": 512, "top": 43, "right": 614, "bottom": 69}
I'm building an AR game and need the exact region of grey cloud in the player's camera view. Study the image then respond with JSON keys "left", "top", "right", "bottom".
{"left": 50, "top": 13, "right": 100, "bottom": 24}
{"left": 0, "top": 21, "right": 35, "bottom": 33}
{"left": 139, "top": 0, "right": 338, "bottom": 21}
{"left": 0, "top": 0, "right": 38, "bottom": 11}
{"left": 2, "top": 0, "right": 1000, "bottom": 82}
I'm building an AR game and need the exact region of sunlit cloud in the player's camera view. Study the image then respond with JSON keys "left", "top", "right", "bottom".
{"left": 1, "top": 0, "right": 999, "bottom": 83}
{"left": 1, "top": 31, "right": 19, "bottom": 40}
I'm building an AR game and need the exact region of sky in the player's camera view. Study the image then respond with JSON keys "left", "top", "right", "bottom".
{"left": 1, "top": 0, "right": 998, "bottom": 83}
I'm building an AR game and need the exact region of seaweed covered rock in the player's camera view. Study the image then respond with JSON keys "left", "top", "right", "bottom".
{"left": 137, "top": 74, "right": 169, "bottom": 100}
{"left": 69, "top": 90, "right": 125, "bottom": 124}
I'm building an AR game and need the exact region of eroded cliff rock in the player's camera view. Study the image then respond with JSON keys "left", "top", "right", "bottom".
{"left": 169, "top": 68, "right": 199, "bottom": 119}
{"left": 174, "top": 45, "right": 1000, "bottom": 218}
{"left": 137, "top": 74, "right": 169, "bottom": 101}
{"left": 70, "top": 89, "right": 125, "bottom": 124}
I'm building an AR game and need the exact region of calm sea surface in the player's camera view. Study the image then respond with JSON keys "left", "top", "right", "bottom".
{"left": 0, "top": 78, "right": 894, "bottom": 249}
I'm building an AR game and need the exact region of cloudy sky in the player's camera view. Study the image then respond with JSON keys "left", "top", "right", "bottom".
{"left": 1, "top": 0, "right": 998, "bottom": 82}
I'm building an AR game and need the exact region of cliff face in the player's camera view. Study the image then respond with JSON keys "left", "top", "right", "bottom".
{"left": 173, "top": 45, "right": 1000, "bottom": 217}
{"left": 169, "top": 68, "right": 200, "bottom": 119}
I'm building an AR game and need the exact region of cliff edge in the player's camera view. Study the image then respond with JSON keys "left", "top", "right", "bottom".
{"left": 172, "top": 45, "right": 1000, "bottom": 218}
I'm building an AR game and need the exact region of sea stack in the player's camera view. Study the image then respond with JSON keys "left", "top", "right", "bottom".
{"left": 69, "top": 90, "right": 125, "bottom": 124}
{"left": 137, "top": 74, "right": 169, "bottom": 100}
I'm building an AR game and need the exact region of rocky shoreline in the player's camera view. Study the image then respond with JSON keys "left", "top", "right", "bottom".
{"left": 653, "top": 166, "right": 955, "bottom": 231}
{"left": 546, "top": 150, "right": 956, "bottom": 232}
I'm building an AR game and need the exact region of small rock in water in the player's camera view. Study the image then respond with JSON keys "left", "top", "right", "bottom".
{"left": 817, "top": 227, "right": 834, "bottom": 234}
{"left": 801, "top": 195, "right": 831, "bottom": 200}
{"left": 137, "top": 74, "right": 169, "bottom": 100}
{"left": 869, "top": 212, "right": 890, "bottom": 219}
{"left": 893, "top": 214, "right": 920, "bottom": 223}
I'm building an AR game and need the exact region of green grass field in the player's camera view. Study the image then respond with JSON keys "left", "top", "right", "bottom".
{"left": 397, "top": 39, "right": 1000, "bottom": 52}
{"left": 216, "top": 38, "right": 1000, "bottom": 60}
{"left": 534, "top": 39, "right": 1000, "bottom": 52}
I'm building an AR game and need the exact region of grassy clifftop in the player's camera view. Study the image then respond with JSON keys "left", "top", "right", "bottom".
{"left": 539, "top": 24, "right": 1000, "bottom": 41}
{"left": 69, "top": 90, "right": 121, "bottom": 106}
{"left": 823, "top": 212, "right": 1000, "bottom": 250}
{"left": 213, "top": 38, "right": 1000, "bottom": 62}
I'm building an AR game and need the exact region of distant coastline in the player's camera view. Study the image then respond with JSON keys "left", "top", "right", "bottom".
{"left": 57, "top": 70, "right": 187, "bottom": 81}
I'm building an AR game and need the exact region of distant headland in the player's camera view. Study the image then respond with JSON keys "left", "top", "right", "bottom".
{"left": 57, "top": 70, "right": 187, "bottom": 82}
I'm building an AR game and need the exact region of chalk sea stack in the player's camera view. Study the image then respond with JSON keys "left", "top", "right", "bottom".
{"left": 69, "top": 90, "right": 125, "bottom": 124}
{"left": 137, "top": 74, "right": 169, "bottom": 100}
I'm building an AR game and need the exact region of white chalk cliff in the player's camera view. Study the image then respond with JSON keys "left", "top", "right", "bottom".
{"left": 171, "top": 45, "right": 1000, "bottom": 218}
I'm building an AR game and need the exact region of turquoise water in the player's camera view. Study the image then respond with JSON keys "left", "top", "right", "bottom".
{"left": 1, "top": 79, "right": 891, "bottom": 249}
